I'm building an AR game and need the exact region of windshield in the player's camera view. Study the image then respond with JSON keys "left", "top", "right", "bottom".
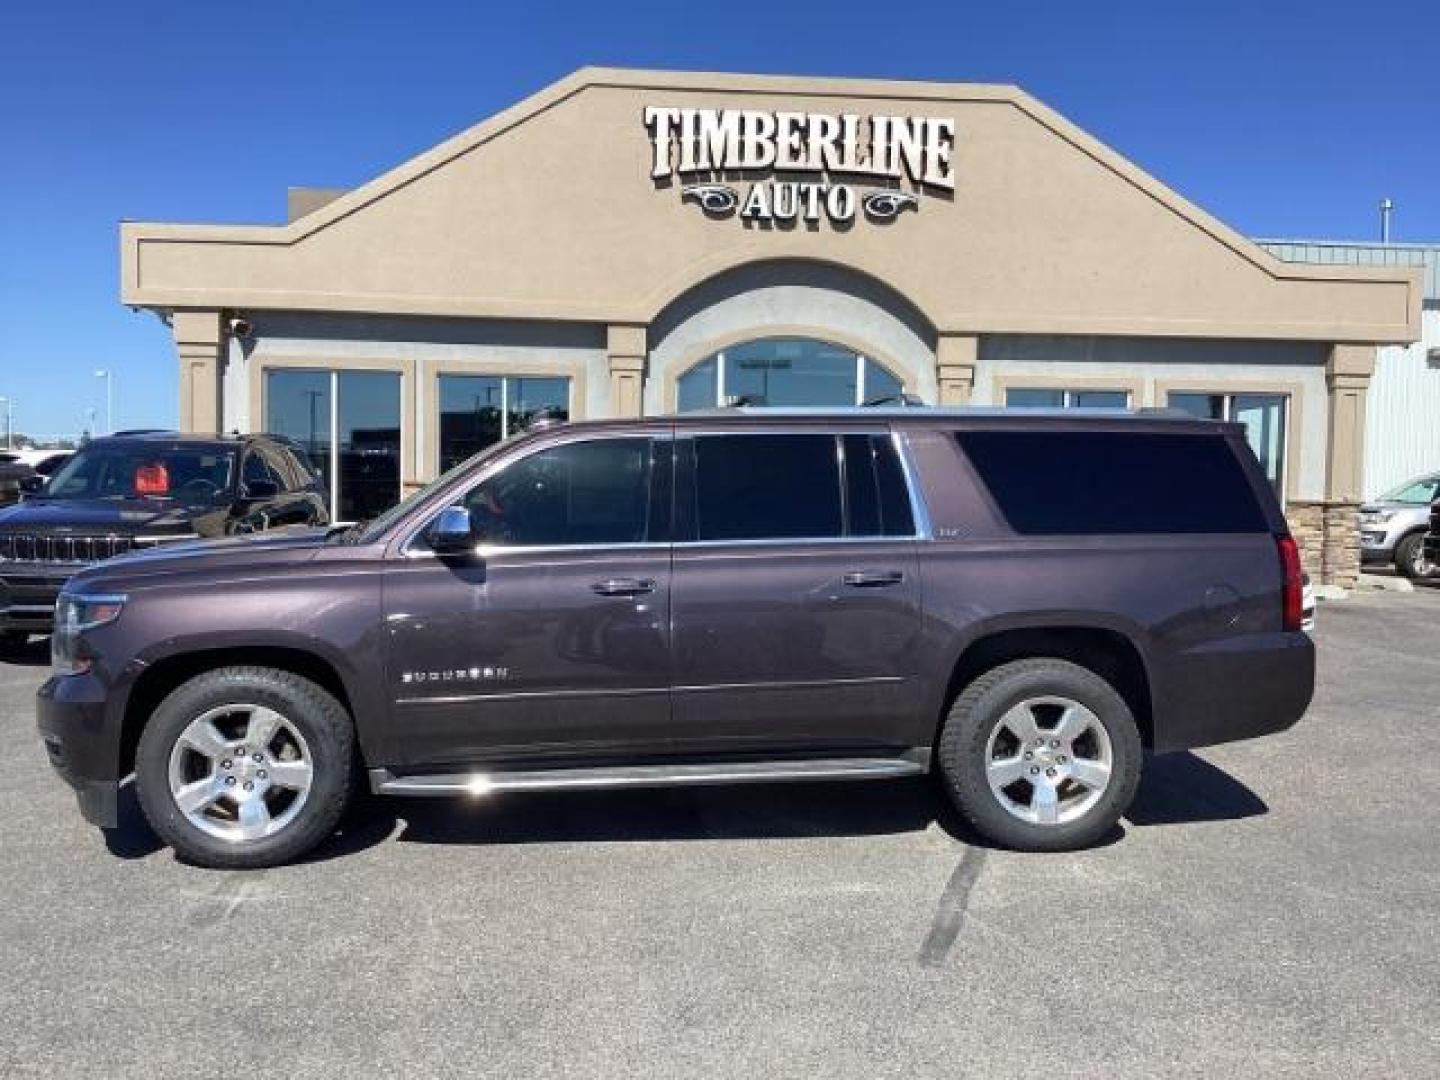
{"left": 1378, "top": 476, "right": 1440, "bottom": 505}
{"left": 43, "top": 444, "right": 236, "bottom": 503}
{"left": 355, "top": 438, "right": 516, "bottom": 544}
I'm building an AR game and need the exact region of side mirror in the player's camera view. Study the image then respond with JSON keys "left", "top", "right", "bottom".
{"left": 241, "top": 479, "right": 281, "bottom": 501}
{"left": 427, "top": 506, "right": 475, "bottom": 555}
{"left": 18, "top": 476, "right": 44, "bottom": 496}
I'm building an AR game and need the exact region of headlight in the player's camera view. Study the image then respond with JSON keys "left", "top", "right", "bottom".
{"left": 1360, "top": 511, "right": 1394, "bottom": 525}
{"left": 51, "top": 593, "right": 126, "bottom": 676}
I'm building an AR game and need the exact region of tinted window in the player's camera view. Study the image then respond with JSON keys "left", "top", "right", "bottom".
{"left": 462, "top": 438, "right": 654, "bottom": 547}
{"left": 693, "top": 434, "right": 842, "bottom": 540}
{"left": 242, "top": 449, "right": 287, "bottom": 492}
{"left": 956, "top": 430, "right": 1268, "bottom": 535}
{"left": 1382, "top": 477, "right": 1440, "bottom": 505}
{"left": 45, "top": 444, "right": 235, "bottom": 503}
{"left": 842, "top": 434, "right": 915, "bottom": 537}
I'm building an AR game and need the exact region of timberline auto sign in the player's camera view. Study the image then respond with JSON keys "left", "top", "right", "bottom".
{"left": 644, "top": 106, "right": 955, "bottom": 225}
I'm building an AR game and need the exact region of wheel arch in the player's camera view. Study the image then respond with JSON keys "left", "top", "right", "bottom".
{"left": 938, "top": 623, "right": 1155, "bottom": 748}
{"left": 120, "top": 645, "right": 363, "bottom": 779}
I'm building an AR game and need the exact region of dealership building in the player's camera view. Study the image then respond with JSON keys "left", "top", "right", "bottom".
{"left": 120, "top": 68, "right": 1424, "bottom": 585}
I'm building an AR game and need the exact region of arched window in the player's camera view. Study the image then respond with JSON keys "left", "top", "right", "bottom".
{"left": 676, "top": 338, "right": 905, "bottom": 410}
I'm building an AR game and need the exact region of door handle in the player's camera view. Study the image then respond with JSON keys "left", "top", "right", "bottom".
{"left": 842, "top": 570, "right": 905, "bottom": 588}
{"left": 591, "top": 578, "right": 657, "bottom": 597}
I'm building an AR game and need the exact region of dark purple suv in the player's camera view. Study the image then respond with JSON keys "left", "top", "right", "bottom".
{"left": 37, "top": 409, "right": 1313, "bottom": 868}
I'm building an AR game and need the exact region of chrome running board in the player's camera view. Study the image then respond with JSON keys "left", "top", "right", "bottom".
{"left": 369, "top": 749, "right": 930, "bottom": 797}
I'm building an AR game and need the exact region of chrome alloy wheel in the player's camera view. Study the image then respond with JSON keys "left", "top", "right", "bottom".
{"left": 1410, "top": 542, "right": 1437, "bottom": 579}
{"left": 984, "top": 696, "right": 1114, "bottom": 826}
{"left": 166, "top": 704, "right": 314, "bottom": 843}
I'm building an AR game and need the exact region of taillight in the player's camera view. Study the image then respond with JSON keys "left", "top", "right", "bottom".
{"left": 1276, "top": 533, "right": 1303, "bottom": 632}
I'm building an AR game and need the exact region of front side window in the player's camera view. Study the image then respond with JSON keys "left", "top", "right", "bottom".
{"left": 438, "top": 375, "right": 570, "bottom": 472}
{"left": 241, "top": 449, "right": 288, "bottom": 493}
{"left": 1169, "top": 391, "right": 1287, "bottom": 496}
{"left": 459, "top": 438, "right": 655, "bottom": 548}
{"left": 677, "top": 339, "right": 905, "bottom": 409}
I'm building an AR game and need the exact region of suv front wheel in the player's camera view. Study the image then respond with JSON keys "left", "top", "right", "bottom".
{"left": 938, "top": 658, "right": 1143, "bottom": 851}
{"left": 135, "top": 666, "right": 355, "bottom": 869}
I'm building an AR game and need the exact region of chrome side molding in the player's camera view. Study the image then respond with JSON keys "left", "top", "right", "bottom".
{"left": 369, "top": 748, "right": 931, "bottom": 797}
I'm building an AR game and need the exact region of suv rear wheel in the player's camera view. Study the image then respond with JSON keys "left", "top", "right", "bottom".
{"left": 937, "top": 658, "right": 1142, "bottom": 851}
{"left": 1394, "top": 532, "right": 1438, "bottom": 582}
{"left": 135, "top": 666, "right": 354, "bottom": 869}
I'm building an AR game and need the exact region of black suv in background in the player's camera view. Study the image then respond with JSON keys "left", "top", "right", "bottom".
{"left": 0, "top": 453, "right": 35, "bottom": 508}
{"left": 0, "top": 432, "right": 328, "bottom": 643}
{"left": 1425, "top": 500, "right": 1440, "bottom": 571}
{"left": 37, "top": 409, "right": 1313, "bottom": 868}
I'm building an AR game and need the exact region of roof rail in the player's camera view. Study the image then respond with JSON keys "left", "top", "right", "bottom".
{"left": 109, "top": 428, "right": 179, "bottom": 437}
{"left": 862, "top": 393, "right": 927, "bottom": 407}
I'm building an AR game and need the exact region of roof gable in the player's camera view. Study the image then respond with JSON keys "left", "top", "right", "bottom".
{"left": 122, "top": 68, "right": 1421, "bottom": 343}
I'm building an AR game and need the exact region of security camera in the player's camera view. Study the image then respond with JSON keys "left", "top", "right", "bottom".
{"left": 227, "top": 314, "right": 254, "bottom": 339}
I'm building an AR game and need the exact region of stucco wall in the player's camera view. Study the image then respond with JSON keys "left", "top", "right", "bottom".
{"left": 123, "top": 70, "right": 1422, "bottom": 346}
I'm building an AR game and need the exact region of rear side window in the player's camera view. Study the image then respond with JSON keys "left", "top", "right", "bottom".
{"left": 694, "top": 434, "right": 842, "bottom": 540}
{"left": 690, "top": 433, "right": 915, "bottom": 541}
{"left": 842, "top": 434, "right": 915, "bottom": 537}
{"left": 956, "top": 430, "right": 1268, "bottom": 535}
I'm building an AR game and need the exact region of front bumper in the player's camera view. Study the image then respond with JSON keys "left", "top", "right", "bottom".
{"left": 0, "top": 563, "right": 73, "bottom": 631}
{"left": 1358, "top": 523, "right": 1398, "bottom": 559}
{"left": 36, "top": 672, "right": 120, "bottom": 828}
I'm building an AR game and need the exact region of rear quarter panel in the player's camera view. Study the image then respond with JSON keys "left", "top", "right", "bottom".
{"left": 903, "top": 424, "right": 1311, "bottom": 752}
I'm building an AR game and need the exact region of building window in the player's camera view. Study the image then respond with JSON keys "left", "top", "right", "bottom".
{"left": 1004, "top": 387, "right": 1132, "bottom": 409}
{"left": 437, "top": 375, "right": 570, "bottom": 472}
{"left": 676, "top": 338, "right": 905, "bottom": 409}
{"left": 1168, "top": 392, "right": 1288, "bottom": 495}
{"left": 265, "top": 368, "right": 402, "bottom": 522}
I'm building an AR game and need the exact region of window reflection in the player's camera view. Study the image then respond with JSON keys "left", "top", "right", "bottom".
{"left": 1168, "top": 391, "right": 1288, "bottom": 496}
{"left": 676, "top": 338, "right": 907, "bottom": 409}
{"left": 438, "top": 375, "right": 570, "bottom": 472}
{"left": 265, "top": 370, "right": 331, "bottom": 496}
{"left": 265, "top": 369, "right": 401, "bottom": 521}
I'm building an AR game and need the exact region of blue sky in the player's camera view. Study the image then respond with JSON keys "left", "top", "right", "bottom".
{"left": 1, "top": 0, "right": 1436, "bottom": 439}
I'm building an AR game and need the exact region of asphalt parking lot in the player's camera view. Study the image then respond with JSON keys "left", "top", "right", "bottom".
{"left": 2, "top": 586, "right": 1438, "bottom": 1079}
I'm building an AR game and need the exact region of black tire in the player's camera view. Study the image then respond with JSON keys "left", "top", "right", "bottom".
{"left": 135, "top": 666, "right": 355, "bottom": 869}
{"left": 1394, "top": 532, "right": 1438, "bottom": 582}
{"left": 936, "top": 658, "right": 1143, "bottom": 851}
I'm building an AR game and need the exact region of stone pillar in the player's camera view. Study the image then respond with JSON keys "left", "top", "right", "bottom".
{"left": 1320, "top": 344, "right": 1376, "bottom": 589}
{"left": 1285, "top": 501, "right": 1326, "bottom": 583}
{"left": 172, "top": 310, "right": 225, "bottom": 434}
{"left": 936, "top": 335, "right": 978, "bottom": 405}
{"left": 607, "top": 324, "right": 647, "bottom": 418}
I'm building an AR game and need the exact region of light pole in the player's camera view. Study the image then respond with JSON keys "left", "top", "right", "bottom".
{"left": 0, "top": 396, "right": 12, "bottom": 450}
{"left": 94, "top": 369, "right": 114, "bottom": 434}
